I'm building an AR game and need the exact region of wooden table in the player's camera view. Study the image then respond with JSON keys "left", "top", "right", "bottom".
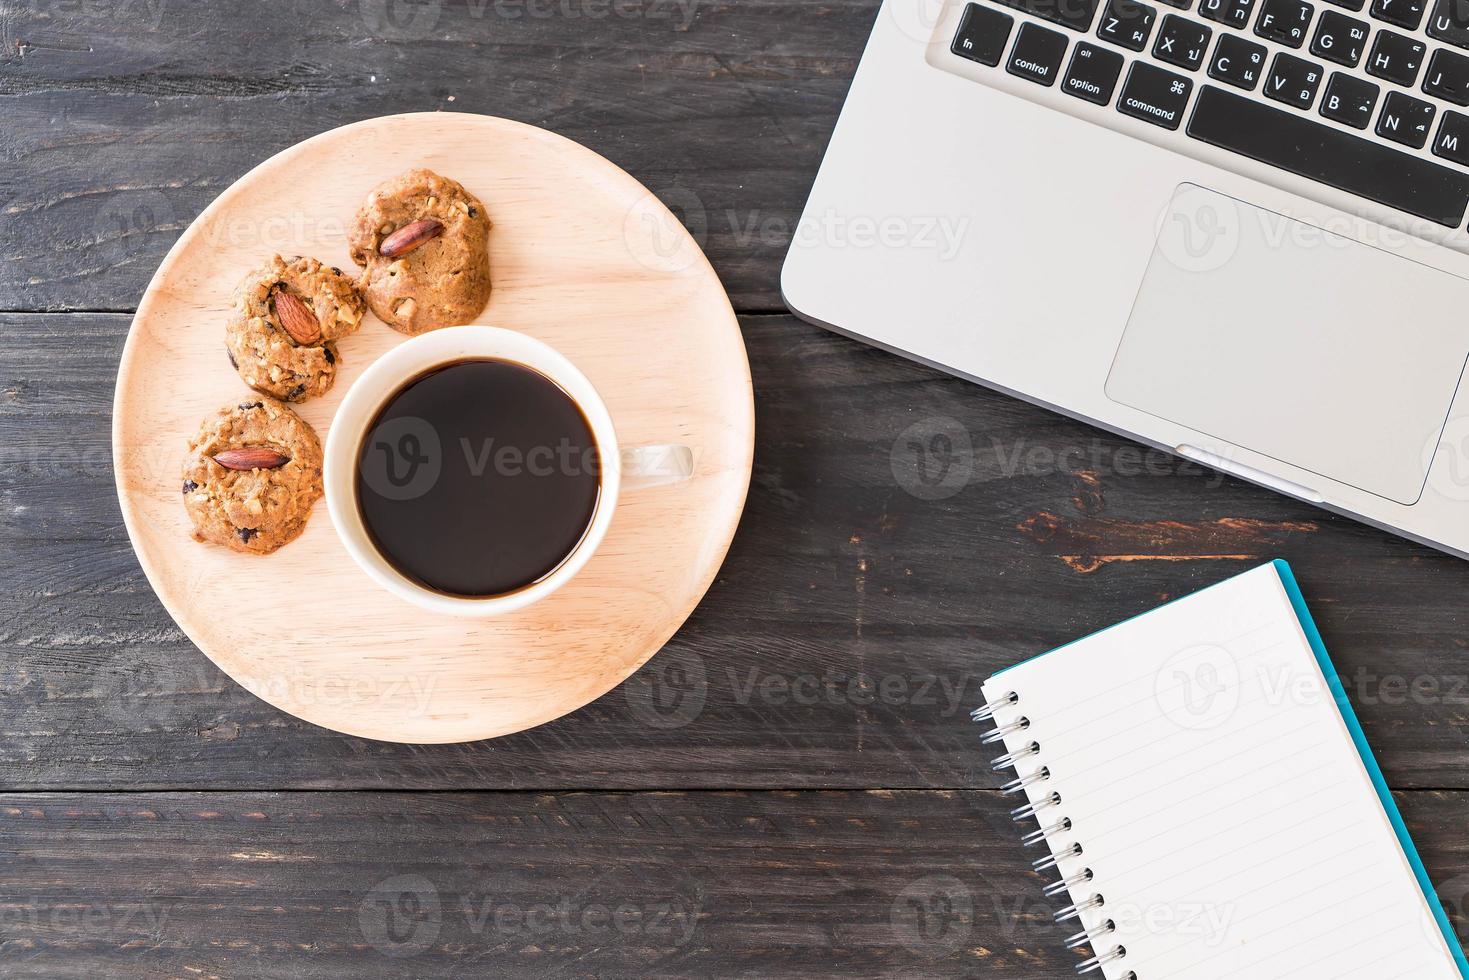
{"left": 1, "top": 2, "right": 1465, "bottom": 976}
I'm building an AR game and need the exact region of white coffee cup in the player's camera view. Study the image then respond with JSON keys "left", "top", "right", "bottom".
{"left": 324, "top": 326, "right": 691, "bottom": 616}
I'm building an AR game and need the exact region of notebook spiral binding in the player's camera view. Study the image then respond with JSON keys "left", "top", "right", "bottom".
{"left": 972, "top": 691, "right": 1136, "bottom": 980}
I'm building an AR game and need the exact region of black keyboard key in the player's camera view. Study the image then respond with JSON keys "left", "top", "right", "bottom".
{"left": 1324, "top": 0, "right": 1366, "bottom": 9}
{"left": 1062, "top": 41, "right": 1126, "bottom": 102}
{"left": 1007, "top": 22, "right": 1071, "bottom": 84}
{"left": 1210, "top": 33, "right": 1270, "bottom": 87}
{"left": 1265, "top": 52, "right": 1326, "bottom": 106}
{"left": 1154, "top": 14, "right": 1213, "bottom": 68}
{"left": 1370, "top": 0, "right": 1426, "bottom": 27}
{"left": 1256, "top": 0, "right": 1315, "bottom": 45}
{"left": 1377, "top": 89, "right": 1437, "bottom": 145}
{"left": 994, "top": 0, "right": 1102, "bottom": 31}
{"left": 1434, "top": 109, "right": 1469, "bottom": 163}
{"left": 952, "top": 3, "right": 1016, "bottom": 65}
{"left": 1200, "top": 0, "right": 1257, "bottom": 24}
{"left": 1118, "top": 61, "right": 1195, "bottom": 127}
{"left": 1098, "top": 0, "right": 1159, "bottom": 49}
{"left": 1186, "top": 85, "right": 1469, "bottom": 225}
{"left": 1428, "top": 0, "right": 1469, "bottom": 47}
{"left": 1321, "top": 70, "right": 1380, "bottom": 125}
{"left": 1367, "top": 30, "right": 1426, "bottom": 84}
{"left": 1310, "top": 10, "right": 1370, "bottom": 65}
{"left": 1158, "top": 0, "right": 1191, "bottom": 8}
{"left": 1425, "top": 47, "right": 1469, "bottom": 103}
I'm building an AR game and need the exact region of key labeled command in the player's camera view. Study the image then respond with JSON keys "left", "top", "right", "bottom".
{"left": 1118, "top": 61, "right": 1195, "bottom": 128}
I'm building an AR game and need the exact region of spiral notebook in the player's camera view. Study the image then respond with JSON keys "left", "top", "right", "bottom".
{"left": 975, "top": 560, "right": 1468, "bottom": 979}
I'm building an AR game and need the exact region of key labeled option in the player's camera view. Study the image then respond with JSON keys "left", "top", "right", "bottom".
{"left": 1210, "top": 33, "right": 1269, "bottom": 89}
{"left": 1265, "top": 52, "right": 1326, "bottom": 107}
{"left": 1007, "top": 21, "right": 1071, "bottom": 84}
{"left": 1377, "top": 89, "right": 1437, "bottom": 146}
{"left": 1063, "top": 41, "right": 1126, "bottom": 102}
{"left": 1154, "top": 13, "right": 1212, "bottom": 69}
{"left": 1320, "top": 70, "right": 1380, "bottom": 126}
{"left": 952, "top": 3, "right": 1016, "bottom": 66}
{"left": 1257, "top": 0, "right": 1315, "bottom": 45}
{"left": 1310, "top": 10, "right": 1370, "bottom": 66}
{"left": 1118, "top": 61, "right": 1195, "bottom": 127}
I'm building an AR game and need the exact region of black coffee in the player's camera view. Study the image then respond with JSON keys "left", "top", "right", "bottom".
{"left": 355, "top": 358, "right": 601, "bottom": 598}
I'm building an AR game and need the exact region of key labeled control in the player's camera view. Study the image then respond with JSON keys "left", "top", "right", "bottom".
{"left": 1320, "top": 70, "right": 1380, "bottom": 126}
{"left": 1063, "top": 42, "right": 1126, "bottom": 103}
{"left": 1118, "top": 61, "right": 1195, "bottom": 127}
{"left": 1007, "top": 21, "right": 1071, "bottom": 85}
{"left": 1211, "top": 33, "right": 1269, "bottom": 88}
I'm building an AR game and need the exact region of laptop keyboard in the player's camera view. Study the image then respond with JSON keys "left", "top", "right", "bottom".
{"left": 946, "top": 0, "right": 1469, "bottom": 226}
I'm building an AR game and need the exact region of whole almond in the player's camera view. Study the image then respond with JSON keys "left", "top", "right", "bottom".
{"left": 213, "top": 447, "right": 290, "bottom": 471}
{"left": 272, "top": 287, "right": 321, "bottom": 345}
{"left": 379, "top": 218, "right": 444, "bottom": 258}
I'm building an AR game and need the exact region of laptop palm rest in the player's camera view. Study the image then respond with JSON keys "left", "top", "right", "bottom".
{"left": 1105, "top": 184, "right": 1469, "bottom": 506}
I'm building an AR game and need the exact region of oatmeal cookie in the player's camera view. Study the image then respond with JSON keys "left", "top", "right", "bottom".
{"left": 225, "top": 254, "right": 366, "bottom": 402}
{"left": 182, "top": 399, "right": 324, "bottom": 555}
{"left": 348, "top": 168, "right": 492, "bottom": 334}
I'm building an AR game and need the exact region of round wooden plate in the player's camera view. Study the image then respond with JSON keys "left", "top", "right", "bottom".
{"left": 113, "top": 113, "right": 753, "bottom": 743}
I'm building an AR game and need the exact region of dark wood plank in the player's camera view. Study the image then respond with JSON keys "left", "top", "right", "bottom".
{"left": 3, "top": 312, "right": 1468, "bottom": 790}
{"left": 0, "top": 788, "right": 1463, "bottom": 977}
{"left": 0, "top": 0, "right": 876, "bottom": 314}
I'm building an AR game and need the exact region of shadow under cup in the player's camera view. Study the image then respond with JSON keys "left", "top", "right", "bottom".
{"left": 353, "top": 357, "right": 605, "bottom": 599}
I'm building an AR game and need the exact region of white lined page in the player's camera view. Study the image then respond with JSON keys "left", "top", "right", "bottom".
{"left": 980, "top": 563, "right": 1459, "bottom": 980}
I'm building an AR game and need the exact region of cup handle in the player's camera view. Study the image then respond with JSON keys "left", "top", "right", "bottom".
{"left": 620, "top": 445, "right": 694, "bottom": 490}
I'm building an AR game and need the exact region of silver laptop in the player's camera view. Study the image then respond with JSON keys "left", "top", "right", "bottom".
{"left": 782, "top": 0, "right": 1469, "bottom": 557}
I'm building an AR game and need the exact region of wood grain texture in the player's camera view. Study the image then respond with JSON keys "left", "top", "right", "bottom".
{"left": 112, "top": 111, "right": 753, "bottom": 742}
{"left": 0, "top": 789, "right": 1463, "bottom": 978}
{"left": 4, "top": 2, "right": 1468, "bottom": 974}
{"left": 5, "top": 312, "right": 1469, "bottom": 789}
{"left": 0, "top": 0, "right": 874, "bottom": 313}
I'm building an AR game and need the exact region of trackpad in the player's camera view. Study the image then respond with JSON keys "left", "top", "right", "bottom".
{"left": 1106, "top": 184, "right": 1469, "bottom": 505}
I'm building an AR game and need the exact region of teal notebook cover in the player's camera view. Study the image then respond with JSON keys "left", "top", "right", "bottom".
{"left": 995, "top": 560, "right": 1468, "bottom": 976}
{"left": 1270, "top": 559, "right": 1469, "bottom": 979}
